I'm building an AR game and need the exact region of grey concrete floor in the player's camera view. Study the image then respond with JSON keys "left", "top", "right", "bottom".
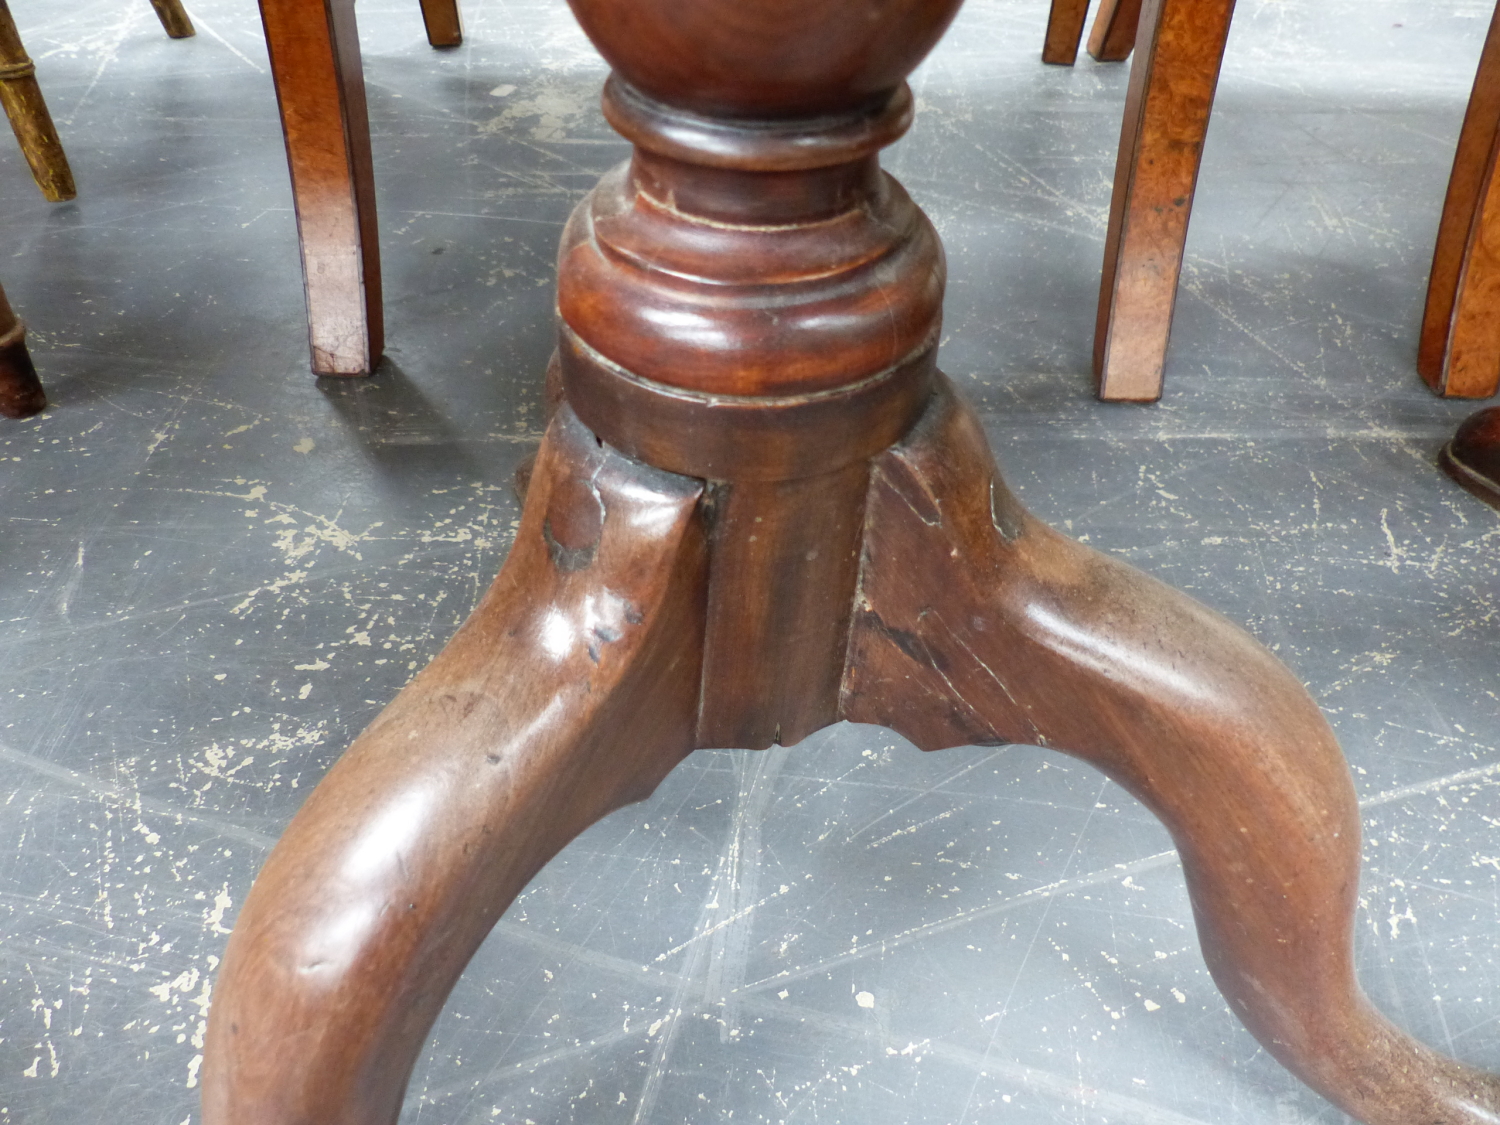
{"left": 0, "top": 0, "right": 1497, "bottom": 1122}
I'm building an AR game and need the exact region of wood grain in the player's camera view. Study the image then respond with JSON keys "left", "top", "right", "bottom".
{"left": 1086, "top": 0, "right": 1143, "bottom": 61}
{"left": 1419, "top": 2, "right": 1500, "bottom": 399}
{"left": 842, "top": 378, "right": 1500, "bottom": 1125}
{"left": 0, "top": 0, "right": 75, "bottom": 202}
{"left": 1094, "top": 0, "right": 1236, "bottom": 401}
{"left": 1042, "top": 0, "right": 1091, "bottom": 65}
{"left": 258, "top": 0, "right": 382, "bottom": 376}
{"left": 201, "top": 407, "right": 709, "bottom": 1124}
{"left": 417, "top": 0, "right": 462, "bottom": 47}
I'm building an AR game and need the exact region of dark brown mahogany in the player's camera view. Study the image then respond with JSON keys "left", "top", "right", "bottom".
{"left": 201, "top": 2, "right": 1500, "bottom": 1123}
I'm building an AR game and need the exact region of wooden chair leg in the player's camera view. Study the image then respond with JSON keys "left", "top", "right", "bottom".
{"left": 201, "top": 405, "right": 708, "bottom": 1124}
{"left": 1042, "top": 0, "right": 1091, "bottom": 65}
{"left": 1419, "top": 2, "right": 1500, "bottom": 399}
{"left": 0, "top": 0, "right": 75, "bottom": 203}
{"left": 1086, "top": 0, "right": 1143, "bottom": 61}
{"left": 259, "top": 0, "right": 383, "bottom": 376}
{"left": 0, "top": 281, "right": 45, "bottom": 419}
{"left": 149, "top": 0, "right": 196, "bottom": 39}
{"left": 843, "top": 380, "right": 1500, "bottom": 1125}
{"left": 417, "top": 0, "right": 462, "bottom": 47}
{"left": 1094, "top": 0, "right": 1235, "bottom": 401}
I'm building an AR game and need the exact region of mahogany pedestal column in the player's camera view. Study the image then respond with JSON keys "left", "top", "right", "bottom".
{"left": 201, "top": 2, "right": 1500, "bottom": 1123}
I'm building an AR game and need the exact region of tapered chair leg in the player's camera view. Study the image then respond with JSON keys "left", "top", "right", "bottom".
{"left": 201, "top": 406, "right": 709, "bottom": 1125}
{"left": 1419, "top": 1, "right": 1500, "bottom": 399}
{"left": 1095, "top": 0, "right": 1235, "bottom": 401}
{"left": 842, "top": 380, "right": 1500, "bottom": 1124}
{"left": 0, "top": 0, "right": 76, "bottom": 202}
{"left": 1086, "top": 0, "right": 1143, "bottom": 62}
{"left": 259, "top": 0, "right": 383, "bottom": 376}
{"left": 149, "top": 0, "right": 196, "bottom": 39}
{"left": 418, "top": 0, "right": 462, "bottom": 47}
{"left": 0, "top": 281, "right": 45, "bottom": 419}
{"left": 1042, "top": 0, "right": 1091, "bottom": 65}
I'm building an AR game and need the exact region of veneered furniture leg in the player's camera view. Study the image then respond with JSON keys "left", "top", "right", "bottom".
{"left": 1042, "top": 0, "right": 1092, "bottom": 65}
{"left": 0, "top": 0, "right": 76, "bottom": 202}
{"left": 201, "top": 406, "right": 708, "bottom": 1123}
{"left": 1086, "top": 0, "right": 1143, "bottom": 62}
{"left": 843, "top": 382, "right": 1500, "bottom": 1125}
{"left": 259, "top": 0, "right": 383, "bottom": 376}
{"left": 1419, "top": 2, "right": 1500, "bottom": 399}
{"left": 0, "top": 281, "right": 45, "bottom": 419}
{"left": 418, "top": 0, "right": 462, "bottom": 47}
{"left": 149, "top": 0, "right": 196, "bottom": 39}
{"left": 1095, "top": 0, "right": 1235, "bottom": 401}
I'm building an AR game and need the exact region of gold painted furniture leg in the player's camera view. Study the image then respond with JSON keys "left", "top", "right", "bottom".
{"left": 0, "top": 280, "right": 45, "bottom": 418}
{"left": 0, "top": 0, "right": 75, "bottom": 202}
{"left": 203, "top": 2, "right": 1500, "bottom": 1121}
{"left": 259, "top": 0, "right": 382, "bottom": 376}
{"left": 1419, "top": 1, "right": 1500, "bottom": 399}
{"left": 1095, "top": 0, "right": 1235, "bottom": 401}
{"left": 418, "top": 0, "right": 462, "bottom": 47}
{"left": 1085, "top": 0, "right": 1142, "bottom": 62}
{"left": 149, "top": 0, "right": 196, "bottom": 39}
{"left": 1042, "top": 0, "right": 1091, "bottom": 65}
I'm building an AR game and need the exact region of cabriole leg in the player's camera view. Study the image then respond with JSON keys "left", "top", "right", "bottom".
{"left": 842, "top": 380, "right": 1500, "bottom": 1125}
{"left": 201, "top": 407, "right": 709, "bottom": 1125}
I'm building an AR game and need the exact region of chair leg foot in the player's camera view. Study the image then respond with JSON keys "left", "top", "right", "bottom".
{"left": 843, "top": 380, "right": 1500, "bottom": 1125}
{"left": 418, "top": 0, "right": 462, "bottom": 47}
{"left": 149, "top": 0, "right": 196, "bottom": 39}
{"left": 1042, "top": 0, "right": 1091, "bottom": 65}
{"left": 0, "top": 6, "right": 77, "bottom": 202}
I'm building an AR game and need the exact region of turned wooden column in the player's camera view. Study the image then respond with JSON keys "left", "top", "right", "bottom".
{"left": 201, "top": 4, "right": 1500, "bottom": 1124}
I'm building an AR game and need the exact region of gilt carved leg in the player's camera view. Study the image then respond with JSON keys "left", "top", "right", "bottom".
{"left": 201, "top": 405, "right": 708, "bottom": 1124}
{"left": 1419, "top": 1, "right": 1500, "bottom": 399}
{"left": 843, "top": 380, "right": 1500, "bottom": 1125}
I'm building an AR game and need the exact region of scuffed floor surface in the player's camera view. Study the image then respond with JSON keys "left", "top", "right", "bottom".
{"left": 0, "top": 0, "right": 1496, "bottom": 1122}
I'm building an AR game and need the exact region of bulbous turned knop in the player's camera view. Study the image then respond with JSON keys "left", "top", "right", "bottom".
{"left": 565, "top": 0, "right": 965, "bottom": 118}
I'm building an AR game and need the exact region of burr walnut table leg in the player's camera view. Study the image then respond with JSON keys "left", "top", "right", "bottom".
{"left": 842, "top": 380, "right": 1500, "bottom": 1125}
{"left": 1042, "top": 0, "right": 1092, "bottom": 65}
{"left": 0, "top": 280, "right": 45, "bottom": 419}
{"left": 1095, "top": 0, "right": 1235, "bottom": 401}
{"left": 201, "top": 406, "right": 708, "bottom": 1124}
{"left": 1419, "top": 1, "right": 1500, "bottom": 399}
{"left": 0, "top": 0, "right": 76, "bottom": 202}
{"left": 258, "top": 0, "right": 382, "bottom": 376}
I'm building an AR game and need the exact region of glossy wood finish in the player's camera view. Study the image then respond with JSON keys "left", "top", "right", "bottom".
{"left": 1095, "top": 0, "right": 1235, "bottom": 401}
{"left": 417, "top": 0, "right": 462, "bottom": 47}
{"left": 202, "top": 406, "right": 709, "bottom": 1124}
{"left": 258, "top": 0, "right": 383, "bottom": 376}
{"left": 1042, "top": 0, "right": 1091, "bottom": 66}
{"left": 1086, "top": 0, "right": 1142, "bottom": 62}
{"left": 842, "top": 379, "right": 1500, "bottom": 1125}
{"left": 0, "top": 0, "right": 75, "bottom": 202}
{"left": 1420, "top": 2, "right": 1500, "bottom": 399}
{"left": 149, "top": 0, "right": 196, "bottom": 39}
{"left": 203, "top": 2, "right": 1500, "bottom": 1122}
{"left": 0, "top": 280, "right": 45, "bottom": 419}
{"left": 1439, "top": 405, "right": 1500, "bottom": 508}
